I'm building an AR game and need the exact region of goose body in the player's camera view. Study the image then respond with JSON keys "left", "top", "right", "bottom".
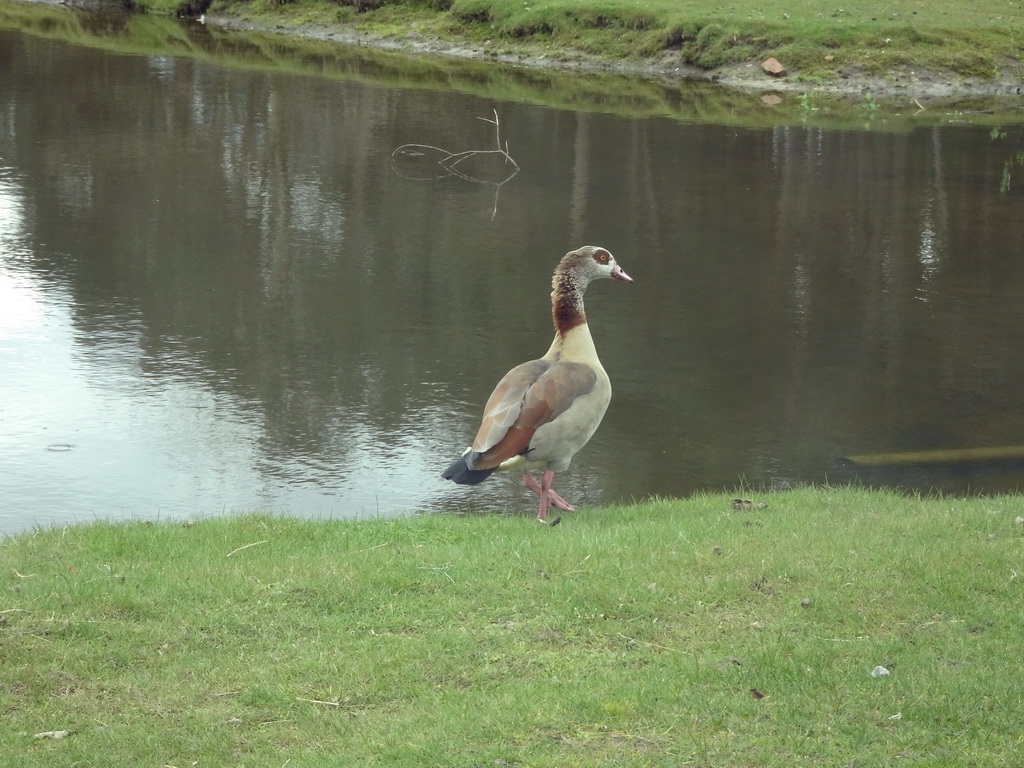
{"left": 442, "top": 245, "right": 632, "bottom": 521}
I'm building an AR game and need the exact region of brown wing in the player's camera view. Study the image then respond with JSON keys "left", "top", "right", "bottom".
{"left": 469, "top": 360, "right": 548, "bottom": 456}
{"left": 469, "top": 361, "right": 598, "bottom": 470}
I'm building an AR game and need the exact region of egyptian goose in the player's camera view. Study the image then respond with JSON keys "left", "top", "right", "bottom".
{"left": 442, "top": 246, "right": 633, "bottom": 521}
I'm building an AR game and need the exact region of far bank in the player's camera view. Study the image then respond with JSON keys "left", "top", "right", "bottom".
{"left": 184, "top": 0, "right": 1022, "bottom": 101}
{"left": 12, "top": 0, "right": 1024, "bottom": 105}
{"left": 201, "top": 0, "right": 1024, "bottom": 101}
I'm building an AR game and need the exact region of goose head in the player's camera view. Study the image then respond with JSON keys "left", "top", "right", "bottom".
{"left": 553, "top": 246, "right": 633, "bottom": 295}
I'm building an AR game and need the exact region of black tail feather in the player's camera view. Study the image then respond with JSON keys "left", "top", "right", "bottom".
{"left": 442, "top": 453, "right": 497, "bottom": 486}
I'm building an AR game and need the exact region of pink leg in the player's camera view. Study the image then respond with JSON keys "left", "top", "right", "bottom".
{"left": 537, "top": 473, "right": 549, "bottom": 522}
{"left": 523, "top": 471, "right": 575, "bottom": 521}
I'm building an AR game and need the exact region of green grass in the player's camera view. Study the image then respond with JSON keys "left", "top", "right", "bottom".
{"left": 3, "top": 487, "right": 1023, "bottom": 765}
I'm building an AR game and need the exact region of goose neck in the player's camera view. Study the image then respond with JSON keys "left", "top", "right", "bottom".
{"left": 551, "top": 274, "right": 587, "bottom": 335}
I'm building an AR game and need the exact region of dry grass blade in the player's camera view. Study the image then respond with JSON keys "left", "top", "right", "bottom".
{"left": 226, "top": 540, "right": 268, "bottom": 557}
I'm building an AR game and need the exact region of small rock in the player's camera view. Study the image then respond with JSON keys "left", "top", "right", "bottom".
{"left": 801, "top": 598, "right": 812, "bottom": 608}
{"left": 732, "top": 498, "right": 767, "bottom": 511}
{"left": 1014, "top": 516, "right": 1023, "bottom": 526}
{"left": 871, "top": 665, "right": 891, "bottom": 677}
{"left": 760, "top": 93, "right": 783, "bottom": 105}
{"left": 712, "top": 546, "right": 724, "bottom": 555}
{"left": 761, "top": 57, "right": 787, "bottom": 77}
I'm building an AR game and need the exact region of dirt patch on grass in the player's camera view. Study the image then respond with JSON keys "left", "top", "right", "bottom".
{"left": 711, "top": 60, "right": 1024, "bottom": 103}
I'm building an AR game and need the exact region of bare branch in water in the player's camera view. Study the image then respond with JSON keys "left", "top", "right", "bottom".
{"left": 391, "top": 109, "right": 520, "bottom": 219}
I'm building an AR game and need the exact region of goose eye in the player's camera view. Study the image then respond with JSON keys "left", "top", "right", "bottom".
{"left": 594, "top": 249, "right": 610, "bottom": 264}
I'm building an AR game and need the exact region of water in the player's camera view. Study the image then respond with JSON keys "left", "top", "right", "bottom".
{"left": 2, "top": 13, "right": 1023, "bottom": 534}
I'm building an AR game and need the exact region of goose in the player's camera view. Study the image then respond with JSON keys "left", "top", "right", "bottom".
{"left": 442, "top": 245, "right": 633, "bottom": 521}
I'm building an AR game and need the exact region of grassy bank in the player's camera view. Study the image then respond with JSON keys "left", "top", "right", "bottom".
{"left": 3, "top": 488, "right": 1023, "bottom": 766}
{"left": 195, "top": 0, "right": 1024, "bottom": 89}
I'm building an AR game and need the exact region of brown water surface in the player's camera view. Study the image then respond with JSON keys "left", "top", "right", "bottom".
{"left": 2, "top": 18, "right": 1023, "bottom": 533}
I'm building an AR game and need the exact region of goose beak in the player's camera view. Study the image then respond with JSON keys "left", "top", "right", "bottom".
{"left": 611, "top": 264, "right": 633, "bottom": 283}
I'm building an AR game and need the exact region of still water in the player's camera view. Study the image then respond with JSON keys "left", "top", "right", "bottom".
{"left": 2, "top": 15, "right": 1023, "bottom": 533}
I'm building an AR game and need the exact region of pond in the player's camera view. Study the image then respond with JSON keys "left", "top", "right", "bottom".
{"left": 2, "top": 7, "right": 1023, "bottom": 533}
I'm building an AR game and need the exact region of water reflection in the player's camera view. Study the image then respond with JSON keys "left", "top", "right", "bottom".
{"left": 1, "top": 23, "right": 1023, "bottom": 534}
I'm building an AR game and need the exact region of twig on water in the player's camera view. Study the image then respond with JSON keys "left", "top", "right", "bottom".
{"left": 226, "top": 540, "right": 268, "bottom": 558}
{"left": 391, "top": 109, "right": 520, "bottom": 219}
